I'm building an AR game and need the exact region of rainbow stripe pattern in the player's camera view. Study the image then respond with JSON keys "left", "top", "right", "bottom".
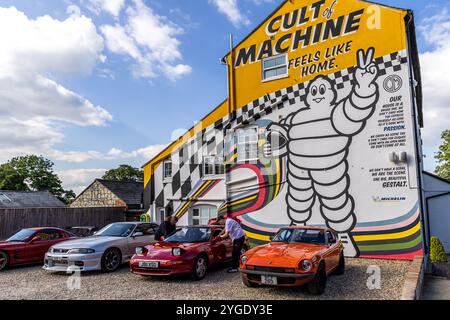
{"left": 238, "top": 203, "right": 423, "bottom": 260}
{"left": 174, "top": 179, "right": 221, "bottom": 219}
{"left": 218, "top": 133, "right": 285, "bottom": 218}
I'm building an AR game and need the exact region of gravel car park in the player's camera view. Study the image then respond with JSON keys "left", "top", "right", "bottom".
{"left": 0, "top": 258, "right": 409, "bottom": 300}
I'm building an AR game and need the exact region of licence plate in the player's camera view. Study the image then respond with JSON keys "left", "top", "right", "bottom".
{"left": 139, "top": 261, "right": 159, "bottom": 269}
{"left": 52, "top": 259, "right": 68, "bottom": 265}
{"left": 261, "top": 275, "right": 278, "bottom": 285}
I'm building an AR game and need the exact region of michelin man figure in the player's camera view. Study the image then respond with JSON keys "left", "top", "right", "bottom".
{"left": 265, "top": 48, "right": 379, "bottom": 257}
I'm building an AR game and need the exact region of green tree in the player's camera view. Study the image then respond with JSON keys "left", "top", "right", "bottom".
{"left": 0, "top": 155, "right": 75, "bottom": 205}
{"left": 0, "top": 163, "right": 28, "bottom": 191}
{"left": 102, "top": 165, "right": 144, "bottom": 182}
{"left": 435, "top": 130, "right": 450, "bottom": 181}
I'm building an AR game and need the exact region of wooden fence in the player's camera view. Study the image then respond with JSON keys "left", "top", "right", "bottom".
{"left": 0, "top": 207, "right": 125, "bottom": 239}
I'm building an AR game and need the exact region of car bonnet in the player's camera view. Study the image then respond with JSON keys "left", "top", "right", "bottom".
{"left": 50, "top": 236, "right": 123, "bottom": 249}
{"left": 246, "top": 242, "right": 322, "bottom": 267}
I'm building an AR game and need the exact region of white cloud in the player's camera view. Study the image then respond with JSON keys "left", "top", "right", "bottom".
{"left": 107, "top": 144, "right": 167, "bottom": 160}
{"left": 57, "top": 168, "right": 107, "bottom": 195}
{"left": 209, "top": 0, "right": 251, "bottom": 27}
{"left": 85, "top": 0, "right": 125, "bottom": 18}
{"left": 40, "top": 144, "right": 167, "bottom": 164}
{"left": 250, "top": 0, "right": 274, "bottom": 5}
{"left": 0, "top": 6, "right": 112, "bottom": 163}
{"left": 67, "top": 5, "right": 81, "bottom": 18}
{"left": 418, "top": 9, "right": 450, "bottom": 170}
{"left": 100, "top": 0, "right": 192, "bottom": 81}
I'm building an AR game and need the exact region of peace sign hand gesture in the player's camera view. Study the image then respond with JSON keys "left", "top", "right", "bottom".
{"left": 354, "top": 47, "right": 378, "bottom": 91}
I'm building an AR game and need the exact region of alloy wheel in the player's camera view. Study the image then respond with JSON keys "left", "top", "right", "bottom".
{"left": 196, "top": 257, "right": 207, "bottom": 278}
{"left": 105, "top": 250, "right": 120, "bottom": 271}
{"left": 0, "top": 252, "right": 7, "bottom": 270}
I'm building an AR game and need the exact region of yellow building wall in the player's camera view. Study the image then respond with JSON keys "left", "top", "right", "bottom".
{"left": 228, "top": 0, "right": 407, "bottom": 109}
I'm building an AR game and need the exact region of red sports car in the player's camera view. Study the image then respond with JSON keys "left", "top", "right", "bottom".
{"left": 130, "top": 225, "right": 249, "bottom": 280}
{"left": 0, "top": 227, "right": 76, "bottom": 271}
{"left": 240, "top": 226, "right": 345, "bottom": 295}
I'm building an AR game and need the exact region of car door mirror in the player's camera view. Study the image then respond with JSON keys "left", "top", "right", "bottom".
{"left": 30, "top": 236, "right": 42, "bottom": 243}
{"left": 132, "top": 232, "right": 144, "bottom": 237}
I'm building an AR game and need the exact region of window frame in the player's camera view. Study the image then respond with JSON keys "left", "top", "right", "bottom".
{"left": 163, "top": 160, "right": 173, "bottom": 181}
{"left": 261, "top": 53, "right": 289, "bottom": 82}
{"left": 202, "top": 155, "right": 225, "bottom": 178}
{"left": 236, "top": 126, "right": 259, "bottom": 163}
{"left": 190, "top": 206, "right": 217, "bottom": 226}
{"left": 157, "top": 208, "right": 165, "bottom": 224}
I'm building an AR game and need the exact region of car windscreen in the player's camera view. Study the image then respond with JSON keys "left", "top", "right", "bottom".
{"left": 164, "top": 227, "right": 211, "bottom": 243}
{"left": 95, "top": 223, "right": 135, "bottom": 237}
{"left": 6, "top": 229, "right": 36, "bottom": 242}
{"left": 272, "top": 229, "right": 326, "bottom": 245}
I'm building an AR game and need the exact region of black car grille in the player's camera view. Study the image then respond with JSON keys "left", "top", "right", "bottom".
{"left": 247, "top": 274, "right": 296, "bottom": 285}
{"left": 251, "top": 266, "right": 294, "bottom": 273}
{"left": 51, "top": 248, "right": 69, "bottom": 253}
{"left": 132, "top": 266, "right": 172, "bottom": 274}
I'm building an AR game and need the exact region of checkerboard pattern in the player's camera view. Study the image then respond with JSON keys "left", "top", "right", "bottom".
{"left": 153, "top": 50, "right": 409, "bottom": 210}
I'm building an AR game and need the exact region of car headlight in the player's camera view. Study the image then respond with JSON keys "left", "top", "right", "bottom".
{"left": 48, "top": 247, "right": 54, "bottom": 253}
{"left": 241, "top": 255, "right": 248, "bottom": 264}
{"left": 300, "top": 259, "right": 312, "bottom": 271}
{"left": 172, "top": 248, "right": 184, "bottom": 256}
{"left": 67, "top": 248, "right": 95, "bottom": 254}
{"left": 135, "top": 247, "right": 148, "bottom": 255}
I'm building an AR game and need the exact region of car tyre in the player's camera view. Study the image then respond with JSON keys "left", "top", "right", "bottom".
{"left": 242, "top": 275, "right": 258, "bottom": 288}
{"left": 308, "top": 263, "right": 327, "bottom": 295}
{"left": 191, "top": 254, "right": 208, "bottom": 281}
{"left": 101, "top": 248, "right": 122, "bottom": 273}
{"left": 334, "top": 253, "right": 345, "bottom": 275}
{"left": 0, "top": 251, "right": 8, "bottom": 271}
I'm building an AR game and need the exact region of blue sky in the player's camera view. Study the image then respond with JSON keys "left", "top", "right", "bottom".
{"left": 0, "top": 0, "right": 448, "bottom": 194}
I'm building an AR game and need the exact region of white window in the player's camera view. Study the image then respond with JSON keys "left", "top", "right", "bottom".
{"left": 163, "top": 160, "right": 172, "bottom": 180}
{"left": 203, "top": 156, "right": 225, "bottom": 177}
{"left": 262, "top": 54, "right": 288, "bottom": 81}
{"left": 191, "top": 206, "right": 217, "bottom": 226}
{"left": 237, "top": 127, "right": 259, "bottom": 162}
{"left": 157, "top": 208, "right": 165, "bottom": 224}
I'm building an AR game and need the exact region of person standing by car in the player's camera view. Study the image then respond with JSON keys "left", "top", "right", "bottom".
{"left": 217, "top": 214, "right": 245, "bottom": 273}
{"left": 155, "top": 216, "right": 178, "bottom": 241}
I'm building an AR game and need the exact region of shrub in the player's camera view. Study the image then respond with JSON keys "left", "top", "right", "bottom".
{"left": 430, "top": 236, "right": 448, "bottom": 263}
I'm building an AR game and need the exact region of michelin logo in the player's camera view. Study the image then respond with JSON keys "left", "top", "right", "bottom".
{"left": 372, "top": 196, "right": 406, "bottom": 202}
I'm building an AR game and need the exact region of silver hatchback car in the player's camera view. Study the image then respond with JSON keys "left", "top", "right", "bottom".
{"left": 43, "top": 222, "right": 158, "bottom": 272}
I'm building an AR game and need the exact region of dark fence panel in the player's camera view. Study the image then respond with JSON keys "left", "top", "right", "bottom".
{"left": 0, "top": 207, "right": 125, "bottom": 239}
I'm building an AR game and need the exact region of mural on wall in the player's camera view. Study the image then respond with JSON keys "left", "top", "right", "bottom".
{"left": 144, "top": 0, "right": 424, "bottom": 260}
{"left": 220, "top": 45, "right": 423, "bottom": 260}
{"left": 218, "top": 129, "right": 285, "bottom": 217}
{"left": 264, "top": 48, "right": 379, "bottom": 257}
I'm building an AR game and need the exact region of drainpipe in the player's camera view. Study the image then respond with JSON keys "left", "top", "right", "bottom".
{"left": 228, "top": 34, "right": 236, "bottom": 117}
{"left": 224, "top": 34, "right": 236, "bottom": 218}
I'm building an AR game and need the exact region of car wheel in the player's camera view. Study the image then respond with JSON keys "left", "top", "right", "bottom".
{"left": 334, "top": 254, "right": 345, "bottom": 275}
{"left": 191, "top": 254, "right": 208, "bottom": 281}
{"left": 308, "top": 263, "right": 327, "bottom": 295}
{"left": 242, "top": 275, "right": 258, "bottom": 288}
{"left": 101, "top": 248, "right": 122, "bottom": 273}
{"left": 0, "top": 251, "right": 8, "bottom": 271}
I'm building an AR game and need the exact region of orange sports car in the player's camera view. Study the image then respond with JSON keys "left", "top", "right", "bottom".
{"left": 239, "top": 226, "right": 345, "bottom": 295}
